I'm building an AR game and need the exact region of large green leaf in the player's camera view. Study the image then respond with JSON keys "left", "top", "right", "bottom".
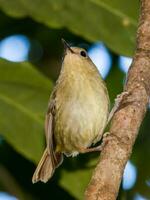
{"left": 58, "top": 156, "right": 98, "bottom": 200}
{"left": 59, "top": 168, "right": 93, "bottom": 200}
{"left": 0, "top": 0, "right": 139, "bottom": 56}
{"left": 0, "top": 59, "right": 53, "bottom": 162}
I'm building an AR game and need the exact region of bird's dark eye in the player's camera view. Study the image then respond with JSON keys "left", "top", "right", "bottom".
{"left": 80, "top": 50, "right": 87, "bottom": 57}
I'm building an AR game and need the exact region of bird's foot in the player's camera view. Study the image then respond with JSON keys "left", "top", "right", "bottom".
{"left": 78, "top": 91, "right": 130, "bottom": 155}
{"left": 78, "top": 145, "right": 103, "bottom": 154}
{"left": 78, "top": 132, "right": 111, "bottom": 154}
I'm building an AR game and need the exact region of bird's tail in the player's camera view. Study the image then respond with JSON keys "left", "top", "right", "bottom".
{"left": 32, "top": 148, "right": 63, "bottom": 183}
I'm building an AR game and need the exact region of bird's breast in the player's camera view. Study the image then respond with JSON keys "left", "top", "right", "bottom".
{"left": 54, "top": 71, "right": 109, "bottom": 155}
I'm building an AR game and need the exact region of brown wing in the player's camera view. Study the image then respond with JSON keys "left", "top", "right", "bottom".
{"left": 45, "top": 111, "right": 57, "bottom": 166}
{"left": 45, "top": 111, "right": 54, "bottom": 154}
{"left": 45, "top": 102, "right": 63, "bottom": 167}
{"left": 45, "top": 93, "right": 56, "bottom": 149}
{"left": 32, "top": 101, "right": 63, "bottom": 183}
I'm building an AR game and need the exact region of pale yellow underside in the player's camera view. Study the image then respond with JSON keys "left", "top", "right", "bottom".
{"left": 53, "top": 47, "right": 110, "bottom": 156}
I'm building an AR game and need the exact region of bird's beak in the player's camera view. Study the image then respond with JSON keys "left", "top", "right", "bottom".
{"left": 61, "top": 38, "right": 74, "bottom": 53}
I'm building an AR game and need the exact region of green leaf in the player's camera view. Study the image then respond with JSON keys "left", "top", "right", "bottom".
{"left": 0, "top": 0, "right": 139, "bottom": 56}
{"left": 59, "top": 168, "right": 93, "bottom": 200}
{"left": 0, "top": 164, "right": 35, "bottom": 200}
{"left": 58, "top": 156, "right": 98, "bottom": 200}
{"left": 0, "top": 59, "right": 53, "bottom": 162}
{"left": 0, "top": 0, "right": 27, "bottom": 17}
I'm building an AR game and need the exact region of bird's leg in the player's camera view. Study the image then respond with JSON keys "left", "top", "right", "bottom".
{"left": 100, "top": 91, "right": 130, "bottom": 143}
{"left": 107, "top": 91, "right": 129, "bottom": 125}
{"left": 78, "top": 145, "right": 103, "bottom": 153}
{"left": 79, "top": 132, "right": 109, "bottom": 153}
{"left": 98, "top": 91, "right": 130, "bottom": 149}
{"left": 79, "top": 92, "right": 130, "bottom": 154}
{"left": 78, "top": 132, "right": 110, "bottom": 153}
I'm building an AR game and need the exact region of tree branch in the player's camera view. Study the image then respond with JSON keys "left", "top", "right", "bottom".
{"left": 85, "top": 0, "right": 150, "bottom": 199}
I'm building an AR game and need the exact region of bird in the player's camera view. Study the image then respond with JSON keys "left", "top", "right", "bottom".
{"left": 32, "top": 39, "right": 110, "bottom": 183}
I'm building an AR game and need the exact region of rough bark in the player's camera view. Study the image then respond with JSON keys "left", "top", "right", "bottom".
{"left": 85, "top": 0, "right": 150, "bottom": 199}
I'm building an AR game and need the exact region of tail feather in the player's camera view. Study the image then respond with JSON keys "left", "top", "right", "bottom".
{"left": 32, "top": 148, "right": 63, "bottom": 183}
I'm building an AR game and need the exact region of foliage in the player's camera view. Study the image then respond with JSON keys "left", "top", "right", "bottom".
{"left": 0, "top": 0, "right": 139, "bottom": 56}
{"left": 0, "top": 59, "right": 52, "bottom": 162}
{"left": 0, "top": 1, "right": 149, "bottom": 200}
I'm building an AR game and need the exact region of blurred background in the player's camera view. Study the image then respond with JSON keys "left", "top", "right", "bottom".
{"left": 0, "top": 0, "right": 149, "bottom": 200}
